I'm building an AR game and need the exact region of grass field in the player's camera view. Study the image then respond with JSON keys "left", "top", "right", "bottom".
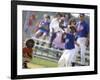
{"left": 28, "top": 56, "right": 58, "bottom": 68}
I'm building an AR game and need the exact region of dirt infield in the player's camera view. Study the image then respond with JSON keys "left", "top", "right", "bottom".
{"left": 27, "top": 63, "right": 45, "bottom": 68}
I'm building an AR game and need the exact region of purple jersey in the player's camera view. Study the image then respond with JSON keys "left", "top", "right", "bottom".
{"left": 39, "top": 20, "right": 50, "bottom": 32}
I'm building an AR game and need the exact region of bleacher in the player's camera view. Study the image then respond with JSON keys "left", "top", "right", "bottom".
{"left": 32, "top": 37, "right": 90, "bottom": 66}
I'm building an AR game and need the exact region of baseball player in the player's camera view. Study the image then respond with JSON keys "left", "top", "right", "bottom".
{"left": 49, "top": 13, "right": 63, "bottom": 47}
{"left": 23, "top": 39, "right": 35, "bottom": 68}
{"left": 52, "top": 15, "right": 68, "bottom": 49}
{"left": 58, "top": 26, "right": 77, "bottom": 67}
{"left": 76, "top": 13, "right": 89, "bottom": 65}
{"left": 35, "top": 14, "right": 50, "bottom": 40}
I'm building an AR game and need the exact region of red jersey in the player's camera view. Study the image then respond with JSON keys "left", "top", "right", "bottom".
{"left": 23, "top": 47, "right": 33, "bottom": 58}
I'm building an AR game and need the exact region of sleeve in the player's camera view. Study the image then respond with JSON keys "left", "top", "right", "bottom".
{"left": 61, "top": 33, "right": 66, "bottom": 42}
{"left": 65, "top": 34, "right": 70, "bottom": 43}
{"left": 76, "top": 22, "right": 79, "bottom": 28}
{"left": 38, "top": 20, "right": 42, "bottom": 28}
{"left": 66, "top": 33, "right": 69, "bottom": 39}
{"left": 84, "top": 22, "right": 89, "bottom": 34}
{"left": 75, "top": 35, "right": 78, "bottom": 41}
{"left": 49, "top": 20, "right": 54, "bottom": 33}
{"left": 86, "top": 23, "right": 89, "bottom": 34}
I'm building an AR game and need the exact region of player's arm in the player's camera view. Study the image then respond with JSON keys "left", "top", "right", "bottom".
{"left": 23, "top": 52, "right": 30, "bottom": 58}
{"left": 38, "top": 20, "right": 43, "bottom": 28}
{"left": 85, "top": 23, "right": 89, "bottom": 47}
{"left": 74, "top": 41, "right": 80, "bottom": 47}
{"left": 59, "top": 19, "right": 65, "bottom": 31}
{"left": 76, "top": 22, "right": 83, "bottom": 32}
{"left": 86, "top": 34, "right": 89, "bottom": 47}
{"left": 84, "top": 22, "right": 89, "bottom": 37}
{"left": 61, "top": 32, "right": 66, "bottom": 43}
{"left": 74, "top": 31, "right": 79, "bottom": 47}
{"left": 49, "top": 20, "right": 54, "bottom": 36}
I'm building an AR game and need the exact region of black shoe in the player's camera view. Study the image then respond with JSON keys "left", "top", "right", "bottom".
{"left": 23, "top": 62, "right": 28, "bottom": 68}
{"left": 49, "top": 43, "right": 52, "bottom": 48}
{"left": 72, "top": 62, "right": 75, "bottom": 67}
{"left": 36, "top": 41, "right": 39, "bottom": 45}
{"left": 41, "top": 42, "right": 45, "bottom": 46}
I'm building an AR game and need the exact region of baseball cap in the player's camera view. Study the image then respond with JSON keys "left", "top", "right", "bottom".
{"left": 79, "top": 13, "right": 85, "bottom": 17}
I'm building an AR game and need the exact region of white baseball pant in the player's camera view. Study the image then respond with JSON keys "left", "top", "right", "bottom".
{"left": 77, "top": 37, "right": 87, "bottom": 65}
{"left": 58, "top": 49, "right": 76, "bottom": 67}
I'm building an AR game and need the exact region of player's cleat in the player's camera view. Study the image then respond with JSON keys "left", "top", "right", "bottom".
{"left": 49, "top": 43, "right": 52, "bottom": 48}
{"left": 23, "top": 62, "right": 28, "bottom": 68}
{"left": 41, "top": 42, "right": 46, "bottom": 46}
{"left": 72, "top": 62, "right": 75, "bottom": 67}
{"left": 36, "top": 41, "right": 39, "bottom": 45}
